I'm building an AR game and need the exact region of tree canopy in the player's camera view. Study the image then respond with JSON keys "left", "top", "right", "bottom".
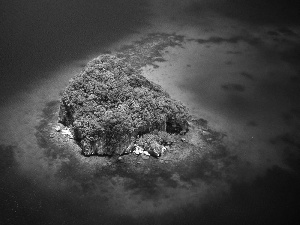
{"left": 59, "top": 54, "right": 189, "bottom": 156}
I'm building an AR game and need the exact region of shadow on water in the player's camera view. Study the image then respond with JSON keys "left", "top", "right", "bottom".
{"left": 0, "top": 145, "right": 51, "bottom": 225}
{"left": 0, "top": 145, "right": 15, "bottom": 174}
{"left": 1, "top": 146, "right": 300, "bottom": 225}
{"left": 197, "top": 166, "right": 300, "bottom": 225}
{"left": 0, "top": 0, "right": 150, "bottom": 103}
{"left": 0, "top": 144, "right": 137, "bottom": 225}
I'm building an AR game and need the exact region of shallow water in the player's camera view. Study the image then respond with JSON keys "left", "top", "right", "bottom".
{"left": 1, "top": 1, "right": 300, "bottom": 225}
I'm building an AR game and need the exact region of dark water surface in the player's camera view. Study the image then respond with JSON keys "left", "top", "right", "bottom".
{"left": 1, "top": 143, "right": 299, "bottom": 225}
{"left": 1, "top": 1, "right": 300, "bottom": 225}
{"left": 0, "top": 0, "right": 149, "bottom": 102}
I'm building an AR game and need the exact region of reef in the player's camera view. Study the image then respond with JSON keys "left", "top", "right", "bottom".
{"left": 59, "top": 54, "right": 189, "bottom": 156}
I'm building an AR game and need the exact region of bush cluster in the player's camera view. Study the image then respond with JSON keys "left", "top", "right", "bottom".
{"left": 135, "top": 131, "right": 175, "bottom": 148}
{"left": 60, "top": 54, "right": 189, "bottom": 155}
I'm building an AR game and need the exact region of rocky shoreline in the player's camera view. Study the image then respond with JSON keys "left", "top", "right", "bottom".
{"left": 38, "top": 99, "right": 228, "bottom": 177}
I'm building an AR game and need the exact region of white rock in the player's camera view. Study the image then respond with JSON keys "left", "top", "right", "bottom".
{"left": 54, "top": 126, "right": 61, "bottom": 132}
{"left": 143, "top": 151, "right": 150, "bottom": 156}
{"left": 161, "top": 146, "right": 166, "bottom": 154}
{"left": 61, "top": 128, "right": 73, "bottom": 138}
{"left": 133, "top": 145, "right": 144, "bottom": 155}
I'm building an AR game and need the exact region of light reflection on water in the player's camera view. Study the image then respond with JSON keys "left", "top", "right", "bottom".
{"left": 1, "top": 0, "right": 300, "bottom": 225}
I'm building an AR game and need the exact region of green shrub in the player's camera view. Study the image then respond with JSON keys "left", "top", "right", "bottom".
{"left": 59, "top": 54, "right": 189, "bottom": 155}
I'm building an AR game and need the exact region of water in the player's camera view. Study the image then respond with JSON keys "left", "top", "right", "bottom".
{"left": 0, "top": 0, "right": 149, "bottom": 102}
{"left": 1, "top": 1, "right": 300, "bottom": 224}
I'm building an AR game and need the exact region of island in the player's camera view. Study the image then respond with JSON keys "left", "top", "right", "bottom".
{"left": 35, "top": 33, "right": 228, "bottom": 194}
{"left": 58, "top": 54, "right": 189, "bottom": 157}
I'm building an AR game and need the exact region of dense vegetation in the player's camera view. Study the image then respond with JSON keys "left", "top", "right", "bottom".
{"left": 59, "top": 54, "right": 189, "bottom": 156}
